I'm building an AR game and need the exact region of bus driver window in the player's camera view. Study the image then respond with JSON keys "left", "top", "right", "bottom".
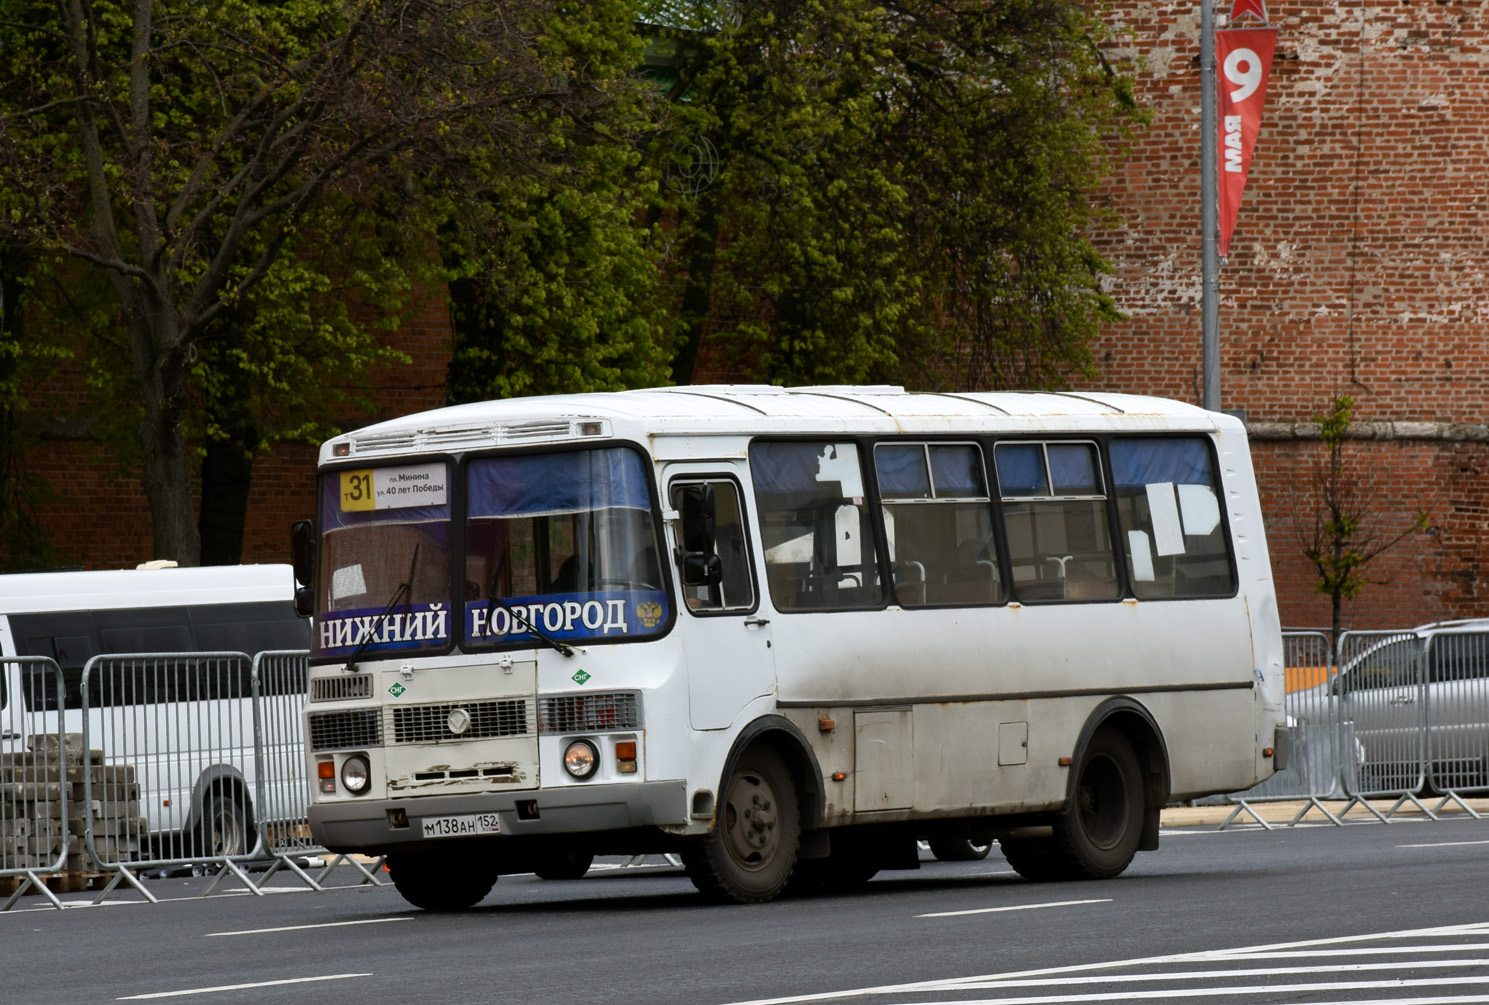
{"left": 670, "top": 480, "right": 755, "bottom": 612}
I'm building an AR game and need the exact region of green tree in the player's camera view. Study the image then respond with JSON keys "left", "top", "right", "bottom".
{"left": 1300, "top": 395, "right": 1430, "bottom": 649}
{"left": 0, "top": 0, "right": 640, "bottom": 565}
{"left": 645, "top": 0, "right": 1142, "bottom": 389}
{"left": 440, "top": 0, "right": 674, "bottom": 404}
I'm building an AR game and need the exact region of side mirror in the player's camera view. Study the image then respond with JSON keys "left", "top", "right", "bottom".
{"left": 291, "top": 519, "right": 315, "bottom": 600}
{"left": 294, "top": 585, "right": 314, "bottom": 619}
{"left": 682, "top": 553, "right": 722, "bottom": 588}
{"left": 679, "top": 484, "right": 716, "bottom": 554}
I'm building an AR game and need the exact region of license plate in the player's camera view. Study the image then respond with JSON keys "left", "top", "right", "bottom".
{"left": 420, "top": 813, "right": 501, "bottom": 838}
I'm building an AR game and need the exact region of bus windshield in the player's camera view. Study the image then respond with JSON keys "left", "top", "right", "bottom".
{"left": 462, "top": 447, "right": 669, "bottom": 647}
{"left": 315, "top": 460, "right": 452, "bottom": 659}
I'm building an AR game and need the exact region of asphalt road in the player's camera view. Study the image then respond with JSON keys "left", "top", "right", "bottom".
{"left": 5, "top": 816, "right": 1489, "bottom": 1005}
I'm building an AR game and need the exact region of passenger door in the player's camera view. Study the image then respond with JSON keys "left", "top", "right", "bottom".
{"left": 663, "top": 469, "right": 775, "bottom": 731}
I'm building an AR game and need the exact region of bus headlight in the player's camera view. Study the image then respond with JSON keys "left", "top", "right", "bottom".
{"left": 563, "top": 739, "right": 599, "bottom": 780}
{"left": 341, "top": 754, "right": 372, "bottom": 795}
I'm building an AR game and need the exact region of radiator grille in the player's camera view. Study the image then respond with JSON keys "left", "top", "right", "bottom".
{"left": 310, "top": 674, "right": 373, "bottom": 702}
{"left": 390, "top": 699, "right": 532, "bottom": 744}
{"left": 308, "top": 708, "right": 382, "bottom": 751}
{"left": 538, "top": 692, "right": 641, "bottom": 734}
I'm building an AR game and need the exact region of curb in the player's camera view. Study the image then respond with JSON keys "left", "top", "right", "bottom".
{"left": 1161, "top": 797, "right": 1489, "bottom": 827}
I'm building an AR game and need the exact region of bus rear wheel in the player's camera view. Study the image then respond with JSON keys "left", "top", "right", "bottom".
{"left": 1050, "top": 727, "right": 1144, "bottom": 879}
{"left": 388, "top": 850, "right": 497, "bottom": 911}
{"left": 684, "top": 746, "right": 800, "bottom": 904}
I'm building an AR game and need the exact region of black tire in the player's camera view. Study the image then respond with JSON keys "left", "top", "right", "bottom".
{"left": 683, "top": 746, "right": 800, "bottom": 904}
{"left": 998, "top": 836, "right": 1067, "bottom": 882}
{"left": 387, "top": 850, "right": 497, "bottom": 911}
{"left": 195, "top": 786, "right": 256, "bottom": 858}
{"left": 1049, "top": 727, "right": 1144, "bottom": 879}
{"left": 533, "top": 851, "right": 595, "bottom": 880}
{"left": 928, "top": 835, "right": 993, "bottom": 862}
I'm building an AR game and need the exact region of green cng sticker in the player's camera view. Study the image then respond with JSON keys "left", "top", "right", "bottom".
{"left": 388, "top": 682, "right": 407, "bottom": 698}
{"left": 571, "top": 669, "right": 591, "bottom": 685}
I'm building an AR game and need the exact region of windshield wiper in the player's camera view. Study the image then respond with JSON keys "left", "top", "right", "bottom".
{"left": 346, "top": 545, "right": 419, "bottom": 672}
{"left": 483, "top": 552, "right": 576, "bottom": 658}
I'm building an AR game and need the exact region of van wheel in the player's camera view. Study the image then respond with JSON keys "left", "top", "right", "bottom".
{"left": 1050, "top": 727, "right": 1144, "bottom": 879}
{"left": 533, "top": 851, "right": 595, "bottom": 880}
{"left": 388, "top": 850, "right": 497, "bottom": 911}
{"left": 197, "top": 787, "right": 255, "bottom": 858}
{"left": 683, "top": 746, "right": 800, "bottom": 903}
{"left": 928, "top": 836, "right": 993, "bottom": 862}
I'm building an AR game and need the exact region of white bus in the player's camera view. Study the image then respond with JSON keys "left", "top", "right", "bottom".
{"left": 296, "top": 386, "right": 1288, "bottom": 908}
{"left": 0, "top": 564, "right": 310, "bottom": 863}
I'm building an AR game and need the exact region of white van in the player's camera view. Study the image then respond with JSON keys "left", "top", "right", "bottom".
{"left": 0, "top": 564, "right": 310, "bottom": 862}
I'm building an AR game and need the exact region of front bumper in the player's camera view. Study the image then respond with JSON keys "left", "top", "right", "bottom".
{"left": 309, "top": 779, "right": 689, "bottom": 852}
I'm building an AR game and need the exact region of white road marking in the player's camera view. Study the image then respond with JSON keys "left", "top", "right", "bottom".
{"left": 1397, "top": 839, "right": 1489, "bottom": 849}
{"left": 917, "top": 899, "right": 1111, "bottom": 919}
{"left": 118, "top": 974, "right": 371, "bottom": 999}
{"left": 880, "top": 976, "right": 1489, "bottom": 1004}
{"left": 718, "top": 921, "right": 1489, "bottom": 1005}
{"left": 205, "top": 917, "right": 411, "bottom": 937}
{"left": 947, "top": 958, "right": 1489, "bottom": 988}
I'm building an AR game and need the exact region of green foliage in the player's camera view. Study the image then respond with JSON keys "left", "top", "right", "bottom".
{"left": 644, "top": 0, "right": 1144, "bottom": 389}
{"left": 441, "top": 0, "right": 673, "bottom": 402}
{"left": 0, "top": 0, "right": 661, "bottom": 563}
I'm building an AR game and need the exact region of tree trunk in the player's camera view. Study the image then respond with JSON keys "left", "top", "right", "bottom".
{"left": 198, "top": 415, "right": 256, "bottom": 567}
{"left": 670, "top": 181, "right": 722, "bottom": 387}
{"left": 127, "top": 304, "right": 201, "bottom": 567}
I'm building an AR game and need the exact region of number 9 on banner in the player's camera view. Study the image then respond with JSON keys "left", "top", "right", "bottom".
{"left": 1224, "top": 47, "right": 1262, "bottom": 102}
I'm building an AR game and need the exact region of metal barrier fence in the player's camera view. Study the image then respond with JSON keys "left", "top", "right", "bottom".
{"left": 0, "top": 658, "right": 71, "bottom": 909}
{"left": 249, "top": 651, "right": 383, "bottom": 891}
{"left": 0, "top": 650, "right": 385, "bottom": 911}
{"left": 1224, "top": 628, "right": 1489, "bottom": 828}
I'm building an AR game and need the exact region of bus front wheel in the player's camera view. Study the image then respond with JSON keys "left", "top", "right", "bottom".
{"left": 388, "top": 849, "right": 497, "bottom": 911}
{"left": 1050, "top": 727, "right": 1144, "bottom": 879}
{"left": 684, "top": 746, "right": 800, "bottom": 904}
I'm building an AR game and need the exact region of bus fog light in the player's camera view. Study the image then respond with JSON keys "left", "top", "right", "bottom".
{"left": 563, "top": 739, "right": 599, "bottom": 780}
{"left": 341, "top": 754, "right": 372, "bottom": 795}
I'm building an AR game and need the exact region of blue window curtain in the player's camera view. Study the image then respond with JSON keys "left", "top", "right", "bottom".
{"left": 467, "top": 448, "right": 651, "bottom": 518}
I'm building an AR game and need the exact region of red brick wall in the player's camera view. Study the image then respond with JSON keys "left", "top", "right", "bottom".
{"left": 1078, "top": 0, "right": 1489, "bottom": 630}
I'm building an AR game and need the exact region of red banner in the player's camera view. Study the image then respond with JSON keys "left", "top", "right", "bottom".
{"left": 1216, "top": 28, "right": 1277, "bottom": 257}
{"left": 1229, "top": 0, "right": 1267, "bottom": 21}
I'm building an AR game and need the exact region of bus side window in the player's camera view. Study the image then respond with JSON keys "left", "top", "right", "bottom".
{"left": 875, "top": 442, "right": 1003, "bottom": 607}
{"left": 670, "top": 480, "right": 756, "bottom": 613}
{"left": 1109, "top": 437, "right": 1236, "bottom": 599}
{"left": 995, "top": 441, "right": 1119, "bottom": 603}
{"left": 750, "top": 441, "right": 883, "bottom": 611}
